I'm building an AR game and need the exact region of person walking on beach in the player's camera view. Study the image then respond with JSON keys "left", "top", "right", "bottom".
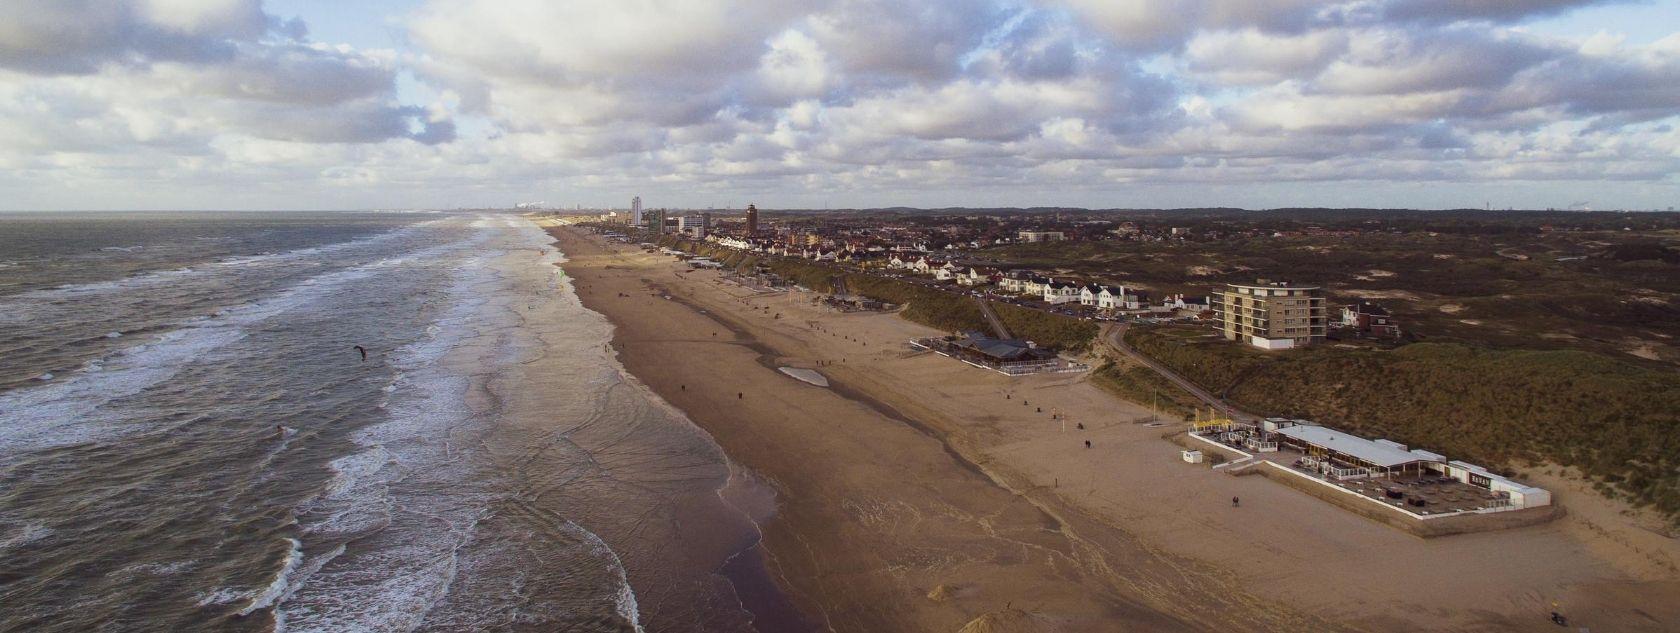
{"left": 1232, "top": 496, "right": 1240, "bottom": 508}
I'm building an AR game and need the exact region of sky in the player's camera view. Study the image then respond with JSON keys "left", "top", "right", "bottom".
{"left": 1, "top": 1, "right": 1678, "bottom": 211}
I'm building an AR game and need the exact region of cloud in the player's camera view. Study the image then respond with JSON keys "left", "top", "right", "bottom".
{"left": 1380, "top": 0, "right": 1614, "bottom": 24}
{"left": 0, "top": 0, "right": 1677, "bottom": 210}
{"left": 1184, "top": 28, "right": 1349, "bottom": 84}
{"left": 0, "top": 0, "right": 270, "bottom": 75}
{"left": 0, "top": 0, "right": 455, "bottom": 179}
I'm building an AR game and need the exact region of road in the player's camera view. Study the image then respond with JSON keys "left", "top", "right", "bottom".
{"left": 972, "top": 296, "right": 1013, "bottom": 339}
{"left": 1100, "top": 323, "right": 1257, "bottom": 422}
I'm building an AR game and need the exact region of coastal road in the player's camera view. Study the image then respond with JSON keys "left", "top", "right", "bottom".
{"left": 1101, "top": 323, "right": 1257, "bottom": 423}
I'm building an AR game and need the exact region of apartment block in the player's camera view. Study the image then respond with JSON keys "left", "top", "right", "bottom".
{"left": 1213, "top": 281, "right": 1326, "bottom": 349}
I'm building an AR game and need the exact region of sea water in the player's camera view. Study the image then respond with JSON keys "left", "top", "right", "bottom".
{"left": 0, "top": 211, "right": 775, "bottom": 632}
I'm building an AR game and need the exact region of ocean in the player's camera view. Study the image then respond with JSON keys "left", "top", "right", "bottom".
{"left": 0, "top": 211, "right": 778, "bottom": 632}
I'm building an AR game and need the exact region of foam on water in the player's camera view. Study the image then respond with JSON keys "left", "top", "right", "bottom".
{"left": 276, "top": 222, "right": 499, "bottom": 631}
{"left": 576, "top": 522, "right": 645, "bottom": 633}
{"left": 276, "top": 215, "right": 650, "bottom": 632}
{"left": 0, "top": 237, "right": 463, "bottom": 456}
{"left": 238, "top": 538, "right": 303, "bottom": 616}
{"left": 1, "top": 218, "right": 445, "bottom": 305}
{"left": 0, "top": 520, "right": 53, "bottom": 553}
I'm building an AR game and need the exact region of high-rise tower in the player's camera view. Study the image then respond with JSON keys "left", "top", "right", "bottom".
{"left": 745, "top": 204, "right": 758, "bottom": 235}
{"left": 631, "top": 196, "right": 643, "bottom": 226}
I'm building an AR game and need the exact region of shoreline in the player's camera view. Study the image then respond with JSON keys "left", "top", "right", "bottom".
{"left": 548, "top": 225, "right": 1196, "bottom": 631}
{"left": 546, "top": 223, "right": 1680, "bottom": 632}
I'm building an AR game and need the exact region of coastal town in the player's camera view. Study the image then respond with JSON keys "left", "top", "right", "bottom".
{"left": 559, "top": 201, "right": 1623, "bottom": 536}
{"left": 537, "top": 204, "right": 1680, "bottom": 632}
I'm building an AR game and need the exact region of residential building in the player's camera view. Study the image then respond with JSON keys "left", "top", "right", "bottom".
{"left": 997, "top": 270, "right": 1031, "bottom": 293}
{"left": 631, "top": 196, "right": 643, "bottom": 226}
{"left": 1017, "top": 230, "right": 1065, "bottom": 243}
{"left": 1163, "top": 294, "right": 1210, "bottom": 312}
{"left": 1080, "top": 284, "right": 1140, "bottom": 310}
{"left": 1214, "top": 281, "right": 1327, "bottom": 349}
{"left": 1342, "top": 301, "right": 1401, "bottom": 338}
{"left": 1023, "top": 275, "right": 1052, "bottom": 297}
{"left": 956, "top": 267, "right": 996, "bottom": 287}
{"left": 1043, "top": 281, "right": 1081, "bottom": 304}
{"left": 678, "top": 214, "right": 710, "bottom": 238}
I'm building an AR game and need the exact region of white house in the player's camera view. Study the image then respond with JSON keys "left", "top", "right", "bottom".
{"left": 1023, "top": 276, "right": 1052, "bottom": 297}
{"left": 957, "top": 267, "right": 995, "bottom": 287}
{"left": 1078, "top": 284, "right": 1142, "bottom": 310}
{"left": 997, "top": 271, "right": 1030, "bottom": 293}
{"left": 1079, "top": 284, "right": 1101, "bottom": 306}
{"left": 1103, "top": 286, "right": 1141, "bottom": 310}
{"left": 1163, "top": 294, "right": 1209, "bottom": 311}
{"left": 1043, "top": 281, "right": 1081, "bottom": 304}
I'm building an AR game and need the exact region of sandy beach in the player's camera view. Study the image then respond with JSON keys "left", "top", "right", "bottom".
{"left": 546, "top": 223, "right": 1680, "bottom": 632}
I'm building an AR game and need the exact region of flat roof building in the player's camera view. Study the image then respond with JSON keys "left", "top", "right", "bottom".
{"left": 1017, "top": 230, "right": 1065, "bottom": 243}
{"left": 1213, "top": 281, "right": 1326, "bottom": 349}
{"left": 1275, "top": 424, "right": 1433, "bottom": 474}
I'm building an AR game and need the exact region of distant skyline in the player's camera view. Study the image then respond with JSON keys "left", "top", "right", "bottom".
{"left": 2, "top": 1, "right": 1678, "bottom": 211}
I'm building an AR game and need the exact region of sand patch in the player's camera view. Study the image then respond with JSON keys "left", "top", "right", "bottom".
{"left": 1438, "top": 304, "right": 1465, "bottom": 314}
{"left": 1625, "top": 343, "right": 1662, "bottom": 361}
{"left": 1344, "top": 289, "right": 1423, "bottom": 301}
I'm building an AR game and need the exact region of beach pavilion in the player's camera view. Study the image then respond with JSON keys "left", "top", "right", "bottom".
{"left": 1273, "top": 424, "right": 1442, "bottom": 480}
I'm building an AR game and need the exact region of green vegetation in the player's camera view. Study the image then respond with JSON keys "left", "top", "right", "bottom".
{"left": 1089, "top": 360, "right": 1201, "bottom": 420}
{"left": 852, "top": 275, "right": 991, "bottom": 333}
{"left": 1123, "top": 326, "right": 1266, "bottom": 395}
{"left": 1128, "top": 325, "right": 1680, "bottom": 524}
{"left": 985, "top": 222, "right": 1680, "bottom": 368}
{"left": 993, "top": 302, "right": 1098, "bottom": 353}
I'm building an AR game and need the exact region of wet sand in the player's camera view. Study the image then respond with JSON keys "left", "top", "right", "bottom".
{"left": 547, "top": 223, "right": 1680, "bottom": 632}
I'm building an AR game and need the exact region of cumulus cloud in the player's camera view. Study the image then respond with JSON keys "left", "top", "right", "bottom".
{"left": 0, "top": 0, "right": 1677, "bottom": 209}
{"left": 0, "top": 0, "right": 272, "bottom": 74}
{"left": 0, "top": 0, "right": 454, "bottom": 189}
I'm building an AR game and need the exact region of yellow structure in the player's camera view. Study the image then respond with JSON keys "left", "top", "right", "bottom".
{"left": 1190, "top": 409, "right": 1235, "bottom": 434}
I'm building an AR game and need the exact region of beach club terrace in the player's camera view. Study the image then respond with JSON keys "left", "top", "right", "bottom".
{"left": 1189, "top": 417, "right": 1551, "bottom": 519}
{"left": 911, "top": 331, "right": 1088, "bottom": 375}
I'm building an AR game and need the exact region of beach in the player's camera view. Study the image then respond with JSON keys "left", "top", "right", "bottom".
{"left": 546, "top": 223, "right": 1680, "bottom": 632}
